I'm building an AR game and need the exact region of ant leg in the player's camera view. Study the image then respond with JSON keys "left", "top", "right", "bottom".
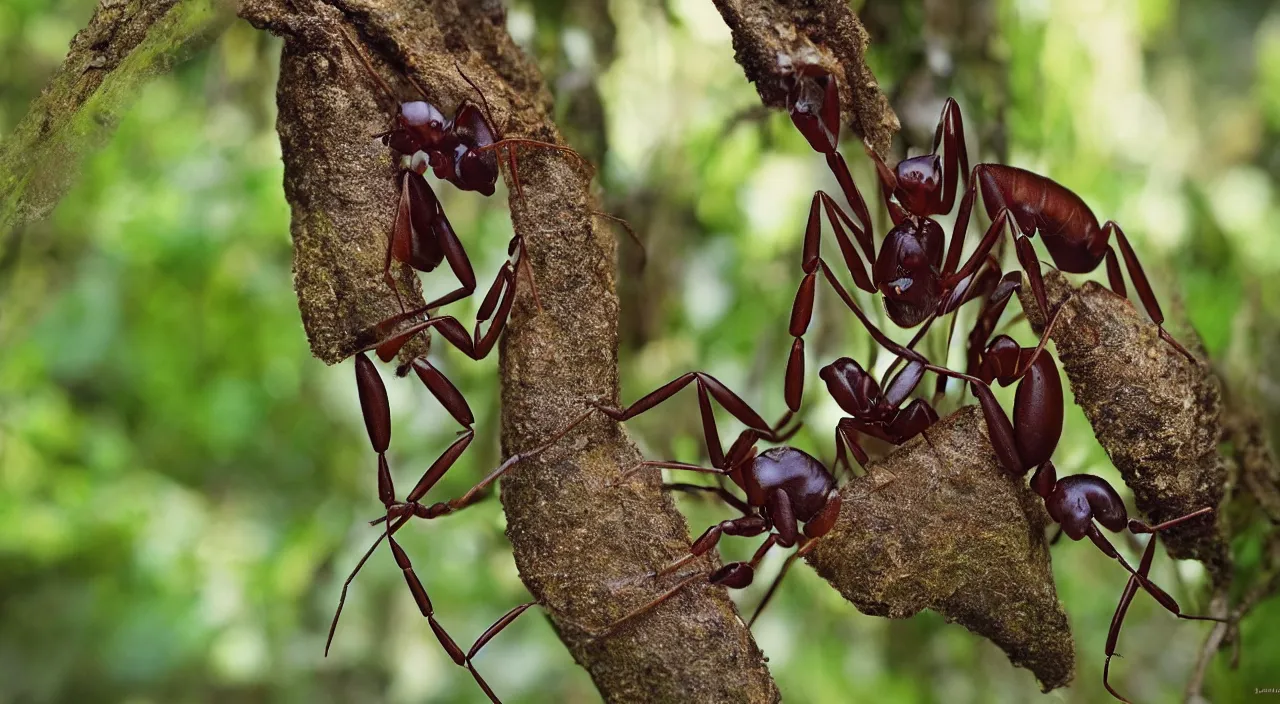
{"left": 464, "top": 601, "right": 539, "bottom": 703}
{"left": 593, "top": 372, "right": 775, "bottom": 444}
{"left": 1013, "top": 234, "right": 1049, "bottom": 322}
{"left": 387, "top": 535, "right": 473, "bottom": 671}
{"left": 664, "top": 483, "right": 753, "bottom": 515}
{"left": 613, "top": 460, "right": 734, "bottom": 487}
{"left": 513, "top": 237, "right": 544, "bottom": 313}
{"left": 477, "top": 138, "right": 594, "bottom": 200}
{"left": 404, "top": 358, "right": 474, "bottom": 429}
{"left": 965, "top": 271, "right": 1021, "bottom": 375}
{"left": 747, "top": 538, "right": 820, "bottom": 627}
{"left": 370, "top": 263, "right": 518, "bottom": 363}
{"left": 787, "top": 193, "right": 877, "bottom": 411}
{"left": 834, "top": 419, "right": 869, "bottom": 477}
{"left": 1102, "top": 539, "right": 1149, "bottom": 704}
{"left": 590, "top": 210, "right": 648, "bottom": 268}
{"left": 932, "top": 97, "right": 970, "bottom": 214}
{"left": 823, "top": 154, "right": 876, "bottom": 261}
{"left": 383, "top": 175, "right": 412, "bottom": 312}
{"left": 860, "top": 141, "right": 907, "bottom": 225}
{"left": 654, "top": 514, "right": 769, "bottom": 578}
{"left": 942, "top": 205, "right": 1015, "bottom": 290}
{"left": 814, "top": 260, "right": 927, "bottom": 364}
{"left": 596, "top": 532, "right": 776, "bottom": 640}
{"left": 1103, "top": 221, "right": 1196, "bottom": 363}
{"left": 416, "top": 212, "right": 477, "bottom": 312}
{"left": 325, "top": 523, "right": 392, "bottom": 656}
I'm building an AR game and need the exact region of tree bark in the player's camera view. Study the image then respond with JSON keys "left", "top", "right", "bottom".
{"left": 805, "top": 406, "right": 1074, "bottom": 691}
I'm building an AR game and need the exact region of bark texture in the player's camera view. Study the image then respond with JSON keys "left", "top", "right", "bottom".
{"left": 806, "top": 405, "right": 1074, "bottom": 692}
{"left": 713, "top": 0, "right": 899, "bottom": 156}
{"left": 1019, "top": 271, "right": 1230, "bottom": 580}
{"left": 243, "top": 1, "right": 779, "bottom": 701}
{"left": 0, "top": 0, "right": 232, "bottom": 253}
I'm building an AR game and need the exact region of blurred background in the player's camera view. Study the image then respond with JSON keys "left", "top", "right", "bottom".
{"left": 2, "top": 0, "right": 1279, "bottom": 702}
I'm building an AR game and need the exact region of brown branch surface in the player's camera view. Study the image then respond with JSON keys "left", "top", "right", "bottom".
{"left": 0, "top": 0, "right": 232, "bottom": 251}
{"left": 242, "top": 0, "right": 779, "bottom": 701}
{"left": 1019, "top": 271, "right": 1230, "bottom": 580}
{"left": 713, "top": 0, "right": 899, "bottom": 156}
{"left": 806, "top": 405, "right": 1074, "bottom": 692}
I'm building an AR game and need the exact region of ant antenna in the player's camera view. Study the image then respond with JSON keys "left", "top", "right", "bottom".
{"left": 590, "top": 210, "right": 648, "bottom": 269}
{"left": 455, "top": 60, "right": 499, "bottom": 133}
{"left": 332, "top": 23, "right": 400, "bottom": 105}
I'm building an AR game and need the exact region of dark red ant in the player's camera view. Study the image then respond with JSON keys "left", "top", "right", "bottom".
{"left": 821, "top": 356, "right": 938, "bottom": 474}
{"left": 782, "top": 68, "right": 1008, "bottom": 412}
{"left": 323, "top": 25, "right": 588, "bottom": 334}
{"left": 966, "top": 292, "right": 1222, "bottom": 702}
{"left": 529, "top": 363, "right": 965, "bottom": 634}
{"left": 333, "top": 348, "right": 593, "bottom": 703}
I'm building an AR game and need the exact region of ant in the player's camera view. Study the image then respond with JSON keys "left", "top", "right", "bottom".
{"left": 967, "top": 284, "right": 1222, "bottom": 702}
{"left": 783, "top": 67, "right": 1195, "bottom": 420}
{"left": 529, "top": 356, "right": 967, "bottom": 635}
{"left": 782, "top": 67, "right": 1007, "bottom": 412}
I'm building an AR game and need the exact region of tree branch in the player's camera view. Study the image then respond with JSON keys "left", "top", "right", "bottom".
{"left": 1019, "top": 271, "right": 1231, "bottom": 581}
{"left": 242, "top": 0, "right": 779, "bottom": 700}
{"left": 806, "top": 405, "right": 1074, "bottom": 691}
{"left": 713, "top": 0, "right": 899, "bottom": 156}
{"left": 0, "top": 0, "right": 232, "bottom": 255}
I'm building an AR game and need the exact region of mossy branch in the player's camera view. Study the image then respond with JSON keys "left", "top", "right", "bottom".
{"left": 0, "top": 0, "right": 232, "bottom": 255}
{"left": 241, "top": 0, "right": 779, "bottom": 701}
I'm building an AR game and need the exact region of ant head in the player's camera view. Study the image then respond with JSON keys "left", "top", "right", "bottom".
{"left": 978, "top": 335, "right": 1022, "bottom": 385}
{"left": 819, "top": 357, "right": 882, "bottom": 417}
{"left": 1045, "top": 474, "right": 1129, "bottom": 540}
{"left": 447, "top": 104, "right": 500, "bottom": 195}
{"left": 785, "top": 65, "right": 841, "bottom": 155}
{"left": 874, "top": 226, "right": 941, "bottom": 328}
{"left": 894, "top": 154, "right": 943, "bottom": 216}
{"left": 452, "top": 149, "right": 498, "bottom": 196}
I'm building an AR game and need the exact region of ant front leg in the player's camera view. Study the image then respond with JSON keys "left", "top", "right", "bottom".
{"left": 593, "top": 371, "right": 777, "bottom": 467}
{"left": 860, "top": 142, "right": 907, "bottom": 226}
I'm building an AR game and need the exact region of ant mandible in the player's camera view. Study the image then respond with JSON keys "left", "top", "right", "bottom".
{"left": 968, "top": 286, "right": 1222, "bottom": 702}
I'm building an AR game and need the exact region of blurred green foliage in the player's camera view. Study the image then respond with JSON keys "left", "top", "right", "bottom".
{"left": 2, "top": 0, "right": 1278, "bottom": 702}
